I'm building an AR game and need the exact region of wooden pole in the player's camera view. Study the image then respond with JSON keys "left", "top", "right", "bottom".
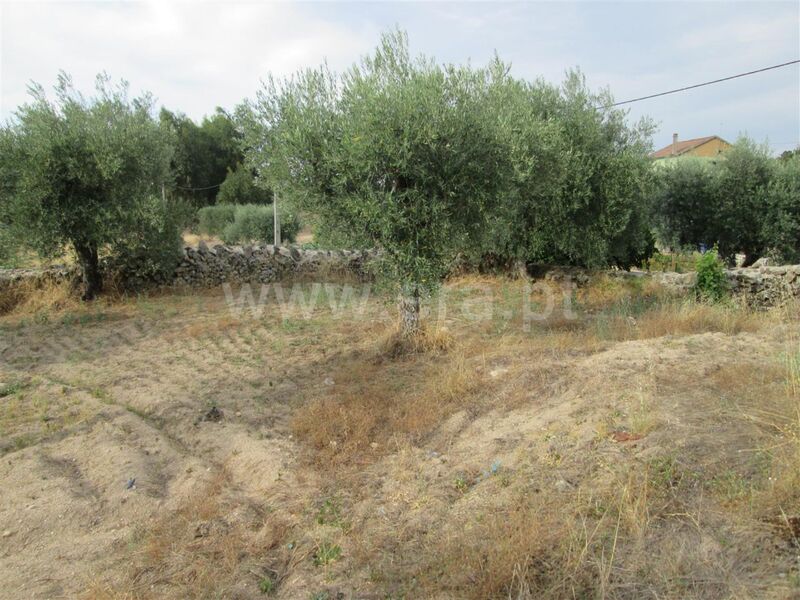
{"left": 273, "top": 190, "right": 281, "bottom": 246}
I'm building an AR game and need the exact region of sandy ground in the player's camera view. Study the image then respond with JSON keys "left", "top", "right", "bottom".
{"left": 0, "top": 279, "right": 798, "bottom": 599}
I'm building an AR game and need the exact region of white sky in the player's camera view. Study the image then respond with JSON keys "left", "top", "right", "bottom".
{"left": 1, "top": 0, "right": 798, "bottom": 153}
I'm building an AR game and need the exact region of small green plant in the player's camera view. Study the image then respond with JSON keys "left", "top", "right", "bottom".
{"left": 694, "top": 247, "right": 728, "bottom": 302}
{"left": 316, "top": 497, "right": 348, "bottom": 529}
{"left": 310, "top": 592, "right": 330, "bottom": 600}
{"left": 453, "top": 473, "right": 469, "bottom": 493}
{"left": 710, "top": 470, "right": 751, "bottom": 503}
{"left": 258, "top": 576, "right": 275, "bottom": 595}
{"left": 313, "top": 542, "right": 342, "bottom": 566}
{"left": 0, "top": 381, "right": 25, "bottom": 398}
{"left": 648, "top": 456, "right": 684, "bottom": 490}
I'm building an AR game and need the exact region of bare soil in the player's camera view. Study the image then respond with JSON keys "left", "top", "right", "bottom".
{"left": 0, "top": 276, "right": 798, "bottom": 599}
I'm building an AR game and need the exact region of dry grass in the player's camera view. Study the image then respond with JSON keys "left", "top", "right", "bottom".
{"left": 420, "top": 497, "right": 586, "bottom": 598}
{"left": 634, "top": 300, "right": 772, "bottom": 339}
{"left": 292, "top": 343, "right": 482, "bottom": 467}
{"left": 88, "top": 468, "right": 293, "bottom": 599}
{"left": 0, "top": 277, "right": 81, "bottom": 316}
{"left": 744, "top": 333, "right": 800, "bottom": 534}
{"left": 0, "top": 379, "right": 99, "bottom": 455}
{"left": 288, "top": 284, "right": 800, "bottom": 597}
{"left": 181, "top": 231, "right": 223, "bottom": 247}
{"left": 4, "top": 273, "right": 799, "bottom": 599}
{"left": 378, "top": 321, "right": 453, "bottom": 357}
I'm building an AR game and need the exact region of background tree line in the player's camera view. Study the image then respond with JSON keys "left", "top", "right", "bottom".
{"left": 654, "top": 140, "right": 799, "bottom": 265}
{"left": 159, "top": 107, "right": 273, "bottom": 208}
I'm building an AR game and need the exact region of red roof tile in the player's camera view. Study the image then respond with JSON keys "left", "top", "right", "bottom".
{"left": 651, "top": 135, "right": 723, "bottom": 159}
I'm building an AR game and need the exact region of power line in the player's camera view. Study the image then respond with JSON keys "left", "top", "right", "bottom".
{"left": 603, "top": 59, "right": 800, "bottom": 108}
{"left": 174, "top": 182, "right": 223, "bottom": 191}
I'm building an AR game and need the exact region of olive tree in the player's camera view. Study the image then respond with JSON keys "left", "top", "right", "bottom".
{"left": 652, "top": 157, "right": 718, "bottom": 251}
{"left": 486, "top": 71, "right": 656, "bottom": 269}
{"left": 242, "top": 31, "right": 507, "bottom": 335}
{"left": 0, "top": 73, "right": 173, "bottom": 299}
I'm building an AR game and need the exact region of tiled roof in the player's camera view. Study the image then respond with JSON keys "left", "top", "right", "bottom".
{"left": 651, "top": 135, "right": 720, "bottom": 159}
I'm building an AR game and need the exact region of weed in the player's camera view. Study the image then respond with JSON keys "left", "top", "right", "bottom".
{"left": 453, "top": 473, "right": 469, "bottom": 493}
{"left": 313, "top": 542, "right": 342, "bottom": 566}
{"left": 316, "top": 497, "right": 349, "bottom": 530}
{"left": 710, "top": 470, "right": 752, "bottom": 503}
{"left": 0, "top": 381, "right": 25, "bottom": 398}
{"left": 786, "top": 343, "right": 800, "bottom": 400}
{"left": 258, "top": 576, "right": 275, "bottom": 595}
{"left": 648, "top": 456, "right": 684, "bottom": 490}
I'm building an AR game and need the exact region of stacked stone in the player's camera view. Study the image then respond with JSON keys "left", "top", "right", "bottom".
{"left": 726, "top": 265, "right": 800, "bottom": 307}
{"left": 173, "top": 242, "right": 377, "bottom": 286}
{"left": 0, "top": 265, "right": 75, "bottom": 293}
{"left": 2, "top": 251, "right": 797, "bottom": 309}
{"left": 649, "top": 265, "right": 800, "bottom": 307}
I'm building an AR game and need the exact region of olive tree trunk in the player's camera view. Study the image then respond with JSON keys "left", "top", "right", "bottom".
{"left": 74, "top": 241, "right": 102, "bottom": 301}
{"left": 398, "top": 285, "right": 421, "bottom": 338}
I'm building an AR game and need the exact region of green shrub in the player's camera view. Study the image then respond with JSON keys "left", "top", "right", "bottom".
{"left": 694, "top": 248, "right": 728, "bottom": 303}
{"left": 217, "top": 163, "right": 272, "bottom": 205}
{"left": 221, "top": 204, "right": 300, "bottom": 245}
{"left": 197, "top": 204, "right": 236, "bottom": 236}
{"left": 106, "top": 196, "right": 184, "bottom": 289}
{"left": 169, "top": 196, "right": 199, "bottom": 232}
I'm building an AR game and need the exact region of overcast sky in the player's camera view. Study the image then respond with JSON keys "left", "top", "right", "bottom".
{"left": 1, "top": 0, "right": 798, "bottom": 153}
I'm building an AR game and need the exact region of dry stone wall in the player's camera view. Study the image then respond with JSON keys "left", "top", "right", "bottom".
{"left": 651, "top": 264, "right": 800, "bottom": 307}
{"left": 2, "top": 244, "right": 798, "bottom": 309}
{"left": 174, "top": 242, "right": 378, "bottom": 286}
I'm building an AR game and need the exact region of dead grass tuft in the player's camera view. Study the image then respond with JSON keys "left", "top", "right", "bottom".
{"left": 635, "top": 300, "right": 770, "bottom": 339}
{"left": 293, "top": 348, "right": 482, "bottom": 466}
{"left": 421, "top": 497, "right": 586, "bottom": 598}
{"left": 0, "top": 277, "right": 81, "bottom": 317}
{"left": 378, "top": 322, "right": 453, "bottom": 358}
{"left": 579, "top": 274, "right": 671, "bottom": 312}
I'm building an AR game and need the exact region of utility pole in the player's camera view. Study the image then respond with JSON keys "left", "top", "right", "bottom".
{"left": 273, "top": 189, "right": 281, "bottom": 246}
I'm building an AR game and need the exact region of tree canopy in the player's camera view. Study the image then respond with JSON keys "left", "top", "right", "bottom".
{"left": 485, "top": 69, "right": 656, "bottom": 269}
{"left": 242, "top": 30, "right": 508, "bottom": 333}
{"left": 217, "top": 162, "right": 273, "bottom": 205}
